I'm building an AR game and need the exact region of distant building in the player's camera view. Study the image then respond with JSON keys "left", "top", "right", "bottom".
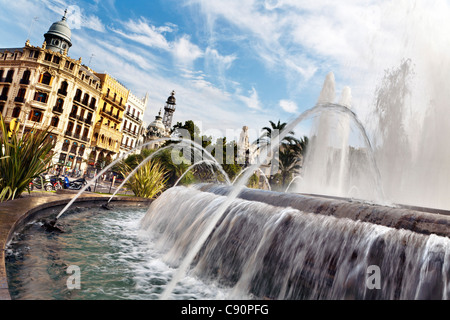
{"left": 144, "top": 91, "right": 177, "bottom": 150}
{"left": 90, "top": 73, "right": 129, "bottom": 166}
{"left": 162, "top": 90, "right": 176, "bottom": 132}
{"left": 119, "top": 92, "right": 148, "bottom": 157}
{"left": 145, "top": 109, "right": 168, "bottom": 149}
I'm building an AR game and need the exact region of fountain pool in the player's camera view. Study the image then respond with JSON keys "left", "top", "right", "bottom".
{"left": 5, "top": 204, "right": 231, "bottom": 300}
{"left": 5, "top": 185, "right": 450, "bottom": 300}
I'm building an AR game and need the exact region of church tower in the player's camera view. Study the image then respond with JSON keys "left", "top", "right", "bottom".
{"left": 43, "top": 9, "right": 72, "bottom": 55}
{"left": 162, "top": 90, "right": 176, "bottom": 132}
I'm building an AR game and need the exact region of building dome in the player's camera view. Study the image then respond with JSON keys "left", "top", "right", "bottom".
{"left": 147, "top": 110, "right": 166, "bottom": 137}
{"left": 166, "top": 90, "right": 176, "bottom": 105}
{"left": 44, "top": 10, "right": 72, "bottom": 54}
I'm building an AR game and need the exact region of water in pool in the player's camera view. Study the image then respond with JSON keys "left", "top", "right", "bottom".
{"left": 5, "top": 206, "right": 230, "bottom": 300}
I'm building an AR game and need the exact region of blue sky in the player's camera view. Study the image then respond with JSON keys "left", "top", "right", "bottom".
{"left": 1, "top": 0, "right": 449, "bottom": 142}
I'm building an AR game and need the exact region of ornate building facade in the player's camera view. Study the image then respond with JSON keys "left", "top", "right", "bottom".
{"left": 119, "top": 91, "right": 148, "bottom": 158}
{"left": 89, "top": 73, "right": 129, "bottom": 166}
{"left": 0, "top": 12, "right": 101, "bottom": 174}
{"left": 0, "top": 10, "right": 178, "bottom": 174}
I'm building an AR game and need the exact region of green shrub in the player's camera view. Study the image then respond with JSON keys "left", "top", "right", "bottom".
{"left": 0, "top": 115, "right": 54, "bottom": 201}
{"left": 119, "top": 160, "right": 168, "bottom": 199}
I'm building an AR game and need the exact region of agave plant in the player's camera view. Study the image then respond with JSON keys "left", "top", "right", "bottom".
{"left": 119, "top": 160, "right": 168, "bottom": 199}
{"left": 0, "top": 115, "right": 54, "bottom": 201}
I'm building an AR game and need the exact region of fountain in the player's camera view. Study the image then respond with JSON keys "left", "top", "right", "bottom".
{"left": 173, "top": 160, "right": 231, "bottom": 187}
{"left": 5, "top": 70, "right": 450, "bottom": 300}
{"left": 232, "top": 167, "right": 271, "bottom": 191}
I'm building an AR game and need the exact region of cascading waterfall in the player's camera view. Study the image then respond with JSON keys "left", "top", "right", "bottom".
{"left": 140, "top": 186, "right": 450, "bottom": 300}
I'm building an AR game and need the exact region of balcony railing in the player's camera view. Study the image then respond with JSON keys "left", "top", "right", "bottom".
{"left": 14, "top": 97, "right": 25, "bottom": 103}
{"left": 0, "top": 95, "right": 8, "bottom": 101}
{"left": 0, "top": 78, "right": 13, "bottom": 84}
{"left": 20, "top": 79, "right": 30, "bottom": 85}
{"left": 58, "top": 89, "right": 68, "bottom": 96}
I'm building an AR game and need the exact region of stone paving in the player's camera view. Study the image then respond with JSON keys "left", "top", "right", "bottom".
{"left": 0, "top": 190, "right": 152, "bottom": 300}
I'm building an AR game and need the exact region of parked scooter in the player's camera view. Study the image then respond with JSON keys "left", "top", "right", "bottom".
{"left": 63, "top": 176, "right": 92, "bottom": 191}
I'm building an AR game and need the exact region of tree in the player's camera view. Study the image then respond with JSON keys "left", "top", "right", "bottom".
{"left": 277, "top": 136, "right": 309, "bottom": 188}
{"left": 258, "top": 120, "right": 300, "bottom": 183}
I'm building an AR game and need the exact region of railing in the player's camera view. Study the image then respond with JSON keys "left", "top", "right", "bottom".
{"left": 58, "top": 89, "right": 68, "bottom": 96}
{"left": 0, "top": 78, "right": 13, "bottom": 83}
{"left": 14, "top": 97, "right": 25, "bottom": 103}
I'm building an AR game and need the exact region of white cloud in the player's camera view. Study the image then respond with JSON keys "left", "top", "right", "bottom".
{"left": 83, "top": 14, "right": 105, "bottom": 32}
{"left": 204, "top": 47, "right": 236, "bottom": 71}
{"left": 279, "top": 100, "right": 298, "bottom": 114}
{"left": 238, "top": 87, "right": 262, "bottom": 111}
{"left": 172, "top": 35, "right": 204, "bottom": 67}
{"left": 113, "top": 18, "right": 172, "bottom": 51}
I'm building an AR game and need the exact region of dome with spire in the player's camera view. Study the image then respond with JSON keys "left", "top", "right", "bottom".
{"left": 147, "top": 109, "right": 167, "bottom": 137}
{"left": 166, "top": 90, "right": 176, "bottom": 105}
{"left": 44, "top": 9, "right": 72, "bottom": 54}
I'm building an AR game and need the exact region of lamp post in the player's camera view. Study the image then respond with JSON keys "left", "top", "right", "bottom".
{"left": 19, "top": 110, "right": 30, "bottom": 140}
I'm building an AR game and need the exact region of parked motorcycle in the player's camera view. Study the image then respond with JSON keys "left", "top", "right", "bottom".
{"left": 64, "top": 176, "right": 92, "bottom": 191}
{"left": 29, "top": 175, "right": 53, "bottom": 191}
{"left": 49, "top": 176, "right": 63, "bottom": 191}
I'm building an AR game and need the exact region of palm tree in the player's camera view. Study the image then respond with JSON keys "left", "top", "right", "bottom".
{"left": 278, "top": 136, "right": 309, "bottom": 187}
{"left": 257, "top": 120, "right": 300, "bottom": 180}
{"left": 258, "top": 120, "right": 298, "bottom": 147}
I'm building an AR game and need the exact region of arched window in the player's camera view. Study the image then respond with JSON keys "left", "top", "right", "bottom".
{"left": 51, "top": 116, "right": 59, "bottom": 127}
{"left": 34, "top": 91, "right": 48, "bottom": 103}
{"left": 89, "top": 98, "right": 96, "bottom": 109}
{"left": 12, "top": 107, "right": 21, "bottom": 118}
{"left": 29, "top": 110, "right": 43, "bottom": 123}
{"left": 82, "top": 93, "right": 90, "bottom": 106}
{"left": 21, "top": 70, "right": 31, "bottom": 84}
{"left": 70, "top": 142, "right": 78, "bottom": 154}
{"left": 40, "top": 72, "right": 52, "bottom": 85}
{"left": 56, "top": 98, "right": 64, "bottom": 108}
{"left": 6, "top": 70, "right": 14, "bottom": 82}
{"left": 59, "top": 81, "right": 68, "bottom": 95}
{"left": 74, "top": 89, "right": 82, "bottom": 102}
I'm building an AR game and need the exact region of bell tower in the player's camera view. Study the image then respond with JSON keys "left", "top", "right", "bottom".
{"left": 163, "top": 90, "right": 176, "bottom": 132}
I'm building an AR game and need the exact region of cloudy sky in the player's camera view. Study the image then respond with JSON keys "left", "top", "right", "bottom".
{"left": 1, "top": 0, "right": 449, "bottom": 142}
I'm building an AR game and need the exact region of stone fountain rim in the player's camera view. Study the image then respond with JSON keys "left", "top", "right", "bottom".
{"left": 196, "top": 183, "right": 450, "bottom": 239}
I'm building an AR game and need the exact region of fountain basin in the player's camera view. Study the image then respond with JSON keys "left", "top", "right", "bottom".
{"left": 0, "top": 191, "right": 152, "bottom": 300}
{"left": 4, "top": 185, "right": 450, "bottom": 300}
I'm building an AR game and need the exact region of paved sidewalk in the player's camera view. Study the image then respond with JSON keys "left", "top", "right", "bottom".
{"left": 0, "top": 190, "right": 151, "bottom": 300}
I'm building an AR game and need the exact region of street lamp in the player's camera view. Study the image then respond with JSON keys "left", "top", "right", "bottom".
{"left": 19, "top": 110, "right": 30, "bottom": 140}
